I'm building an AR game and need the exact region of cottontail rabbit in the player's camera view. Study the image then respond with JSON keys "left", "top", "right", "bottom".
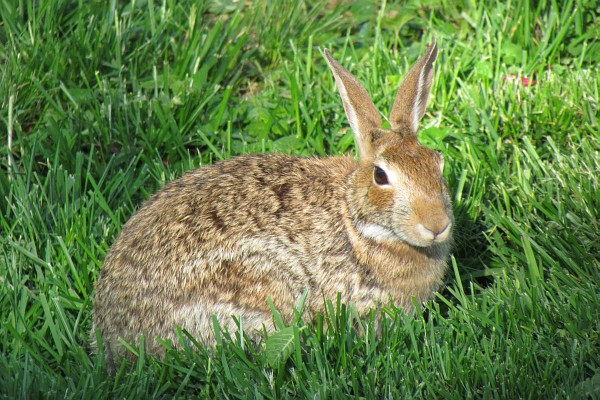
{"left": 92, "top": 41, "right": 453, "bottom": 369}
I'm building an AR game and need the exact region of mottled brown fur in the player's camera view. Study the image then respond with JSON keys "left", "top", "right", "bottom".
{"left": 92, "top": 41, "right": 453, "bottom": 371}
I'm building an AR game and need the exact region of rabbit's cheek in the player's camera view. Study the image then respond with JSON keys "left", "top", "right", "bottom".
{"left": 367, "top": 185, "right": 395, "bottom": 210}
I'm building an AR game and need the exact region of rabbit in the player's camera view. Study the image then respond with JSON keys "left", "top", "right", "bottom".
{"left": 92, "top": 40, "right": 453, "bottom": 371}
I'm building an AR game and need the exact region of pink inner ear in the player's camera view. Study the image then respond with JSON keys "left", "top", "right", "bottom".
{"left": 389, "top": 41, "right": 438, "bottom": 135}
{"left": 325, "top": 49, "right": 382, "bottom": 159}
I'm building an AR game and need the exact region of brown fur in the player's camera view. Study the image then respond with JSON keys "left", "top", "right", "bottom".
{"left": 92, "top": 41, "right": 453, "bottom": 371}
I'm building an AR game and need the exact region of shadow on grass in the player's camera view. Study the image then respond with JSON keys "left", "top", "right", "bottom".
{"left": 444, "top": 200, "right": 496, "bottom": 295}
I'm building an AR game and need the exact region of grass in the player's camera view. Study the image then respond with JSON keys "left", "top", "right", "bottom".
{"left": 0, "top": 0, "right": 599, "bottom": 398}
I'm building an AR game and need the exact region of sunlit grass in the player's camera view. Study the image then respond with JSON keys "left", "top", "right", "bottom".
{"left": 0, "top": 0, "right": 598, "bottom": 398}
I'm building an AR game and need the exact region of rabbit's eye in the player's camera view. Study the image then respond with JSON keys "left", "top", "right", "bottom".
{"left": 374, "top": 166, "right": 389, "bottom": 185}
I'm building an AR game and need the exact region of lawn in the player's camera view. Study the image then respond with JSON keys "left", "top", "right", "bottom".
{"left": 1, "top": 0, "right": 599, "bottom": 398}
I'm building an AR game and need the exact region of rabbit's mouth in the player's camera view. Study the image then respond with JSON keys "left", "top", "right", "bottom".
{"left": 356, "top": 221, "right": 452, "bottom": 248}
{"left": 413, "top": 220, "right": 452, "bottom": 242}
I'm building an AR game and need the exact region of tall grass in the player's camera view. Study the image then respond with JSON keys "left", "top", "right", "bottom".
{"left": 1, "top": 0, "right": 598, "bottom": 398}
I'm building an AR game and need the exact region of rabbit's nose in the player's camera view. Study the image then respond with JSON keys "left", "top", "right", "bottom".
{"left": 415, "top": 217, "right": 452, "bottom": 243}
{"left": 434, "top": 220, "right": 452, "bottom": 241}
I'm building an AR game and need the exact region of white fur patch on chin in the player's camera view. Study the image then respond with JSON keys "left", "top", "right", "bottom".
{"left": 356, "top": 222, "right": 398, "bottom": 242}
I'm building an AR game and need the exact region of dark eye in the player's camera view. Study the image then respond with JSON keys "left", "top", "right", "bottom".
{"left": 374, "top": 166, "right": 389, "bottom": 185}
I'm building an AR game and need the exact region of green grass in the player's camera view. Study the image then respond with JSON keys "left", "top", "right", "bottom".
{"left": 1, "top": 0, "right": 599, "bottom": 398}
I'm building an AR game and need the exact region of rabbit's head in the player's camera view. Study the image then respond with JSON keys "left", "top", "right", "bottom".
{"left": 326, "top": 41, "right": 453, "bottom": 249}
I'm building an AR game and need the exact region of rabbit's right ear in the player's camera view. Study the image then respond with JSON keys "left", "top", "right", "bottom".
{"left": 325, "top": 49, "right": 382, "bottom": 159}
{"left": 389, "top": 40, "right": 438, "bottom": 135}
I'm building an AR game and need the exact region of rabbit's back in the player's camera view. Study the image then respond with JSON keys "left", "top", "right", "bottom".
{"left": 93, "top": 154, "right": 368, "bottom": 362}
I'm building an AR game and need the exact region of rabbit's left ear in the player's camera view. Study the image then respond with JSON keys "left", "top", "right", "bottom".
{"left": 325, "top": 49, "right": 382, "bottom": 159}
{"left": 389, "top": 40, "right": 438, "bottom": 135}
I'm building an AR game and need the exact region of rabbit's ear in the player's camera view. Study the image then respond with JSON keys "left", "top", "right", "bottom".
{"left": 325, "top": 49, "right": 382, "bottom": 158}
{"left": 389, "top": 40, "right": 438, "bottom": 135}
